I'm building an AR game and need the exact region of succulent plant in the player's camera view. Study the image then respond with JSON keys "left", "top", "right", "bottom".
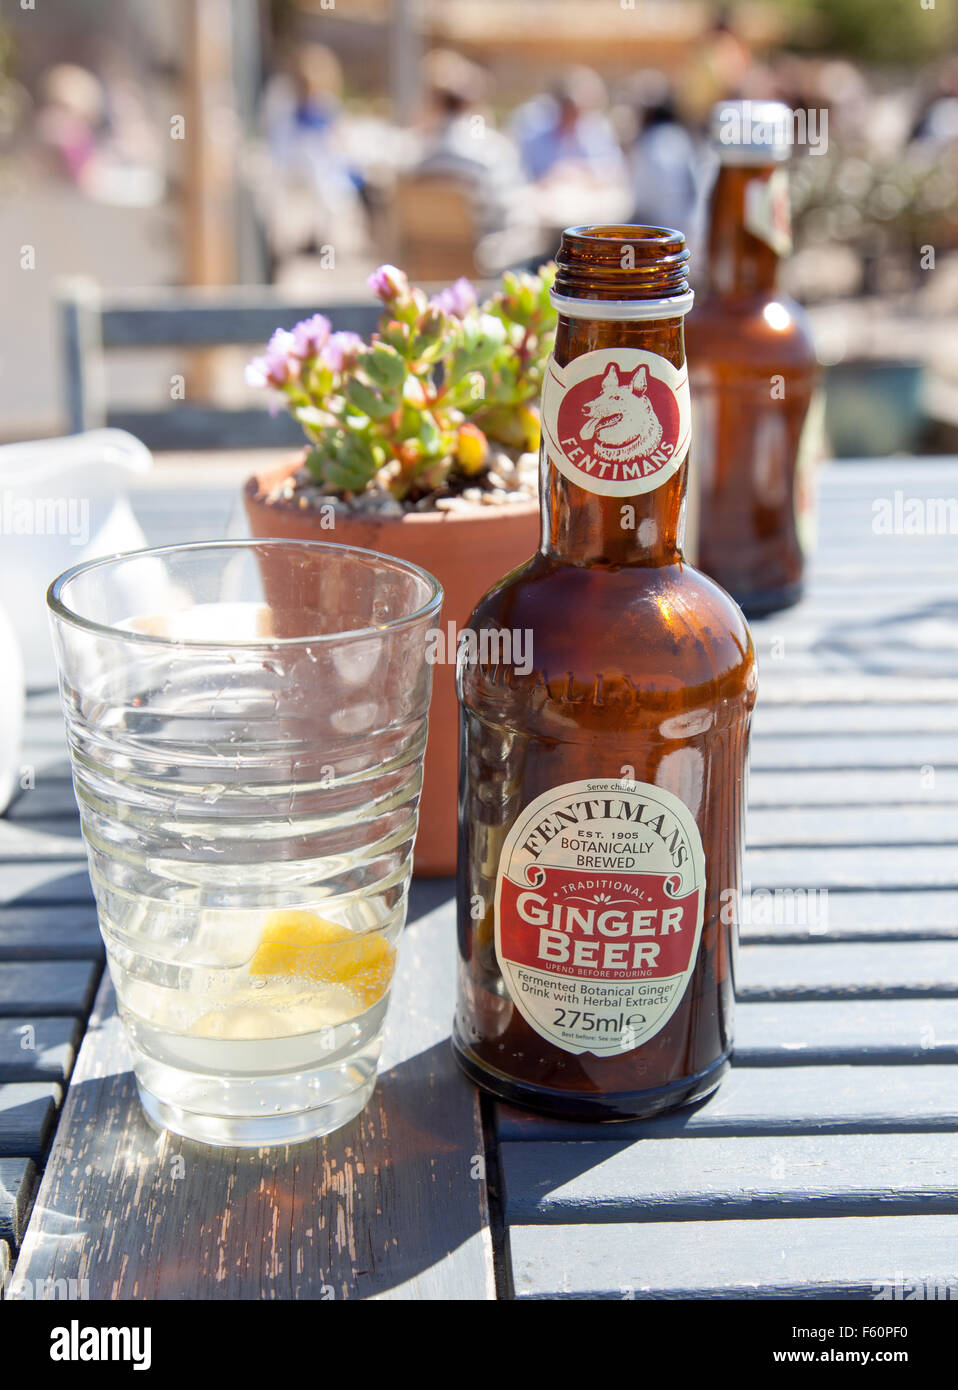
{"left": 247, "top": 263, "right": 556, "bottom": 504}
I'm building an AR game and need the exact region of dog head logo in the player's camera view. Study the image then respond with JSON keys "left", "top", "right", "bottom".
{"left": 547, "top": 351, "right": 689, "bottom": 495}
{"left": 580, "top": 363, "right": 663, "bottom": 463}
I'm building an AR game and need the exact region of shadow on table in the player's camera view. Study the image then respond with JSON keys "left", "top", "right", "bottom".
{"left": 756, "top": 595, "right": 958, "bottom": 679}
{"left": 11, "top": 1033, "right": 487, "bottom": 1300}
{"left": 8, "top": 873, "right": 491, "bottom": 1301}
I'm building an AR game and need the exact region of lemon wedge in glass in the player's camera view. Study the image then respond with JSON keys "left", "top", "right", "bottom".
{"left": 249, "top": 909, "right": 394, "bottom": 1009}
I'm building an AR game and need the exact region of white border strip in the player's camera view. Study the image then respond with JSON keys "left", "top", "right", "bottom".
{"left": 550, "top": 289, "right": 694, "bottom": 321}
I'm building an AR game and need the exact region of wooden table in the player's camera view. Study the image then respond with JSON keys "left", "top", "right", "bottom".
{"left": 4, "top": 457, "right": 958, "bottom": 1299}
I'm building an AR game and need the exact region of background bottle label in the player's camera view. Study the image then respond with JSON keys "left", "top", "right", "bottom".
{"left": 541, "top": 348, "right": 691, "bottom": 497}
{"left": 744, "top": 168, "right": 793, "bottom": 256}
{"left": 494, "top": 778, "right": 706, "bottom": 1057}
{"left": 794, "top": 386, "right": 825, "bottom": 555}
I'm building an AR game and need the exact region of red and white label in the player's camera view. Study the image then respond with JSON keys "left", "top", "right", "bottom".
{"left": 495, "top": 778, "right": 706, "bottom": 1056}
{"left": 744, "top": 168, "right": 792, "bottom": 257}
{"left": 541, "top": 348, "right": 691, "bottom": 497}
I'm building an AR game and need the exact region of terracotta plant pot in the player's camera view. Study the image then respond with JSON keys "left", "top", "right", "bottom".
{"left": 243, "top": 460, "right": 539, "bottom": 875}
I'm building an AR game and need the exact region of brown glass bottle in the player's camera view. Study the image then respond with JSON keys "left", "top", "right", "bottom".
{"left": 454, "top": 225, "right": 756, "bottom": 1122}
{"left": 685, "top": 101, "right": 820, "bottom": 616}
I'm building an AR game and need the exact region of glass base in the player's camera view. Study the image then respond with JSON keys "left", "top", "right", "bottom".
{"left": 136, "top": 1076, "right": 376, "bottom": 1147}
{"left": 129, "top": 1029, "right": 383, "bottom": 1148}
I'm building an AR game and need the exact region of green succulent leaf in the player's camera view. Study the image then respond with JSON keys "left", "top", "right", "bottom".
{"left": 325, "top": 432, "right": 380, "bottom": 492}
{"left": 304, "top": 444, "right": 334, "bottom": 481}
{"left": 360, "top": 342, "right": 407, "bottom": 390}
{"left": 411, "top": 334, "right": 451, "bottom": 366}
{"left": 295, "top": 404, "right": 335, "bottom": 430}
{"left": 470, "top": 403, "right": 528, "bottom": 449}
{"left": 449, "top": 314, "right": 508, "bottom": 377}
{"left": 378, "top": 319, "right": 412, "bottom": 352}
{"left": 344, "top": 377, "right": 395, "bottom": 421}
{"left": 445, "top": 369, "right": 486, "bottom": 410}
{"left": 415, "top": 409, "right": 443, "bottom": 458}
{"left": 302, "top": 361, "right": 334, "bottom": 398}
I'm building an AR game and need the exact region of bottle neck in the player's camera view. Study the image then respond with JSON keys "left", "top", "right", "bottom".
{"left": 705, "top": 161, "right": 785, "bottom": 299}
{"left": 541, "top": 314, "right": 687, "bottom": 568}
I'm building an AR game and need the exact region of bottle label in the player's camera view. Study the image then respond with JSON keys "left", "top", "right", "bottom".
{"left": 494, "top": 778, "right": 706, "bottom": 1057}
{"left": 794, "top": 385, "right": 825, "bottom": 555}
{"left": 540, "top": 348, "right": 691, "bottom": 497}
{"left": 744, "top": 168, "right": 792, "bottom": 257}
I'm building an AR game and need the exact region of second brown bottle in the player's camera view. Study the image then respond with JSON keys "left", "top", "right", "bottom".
{"left": 685, "top": 99, "right": 820, "bottom": 616}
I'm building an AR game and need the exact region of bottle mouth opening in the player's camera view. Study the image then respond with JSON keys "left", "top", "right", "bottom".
{"left": 554, "top": 224, "right": 690, "bottom": 302}
{"left": 564, "top": 224, "right": 685, "bottom": 246}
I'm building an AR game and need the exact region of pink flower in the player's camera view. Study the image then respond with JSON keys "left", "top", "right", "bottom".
{"left": 322, "top": 331, "right": 363, "bottom": 373}
{"left": 290, "top": 313, "right": 331, "bottom": 359}
{"left": 367, "top": 263, "right": 409, "bottom": 302}
{"left": 429, "top": 277, "right": 477, "bottom": 319}
{"left": 246, "top": 329, "right": 298, "bottom": 388}
{"left": 245, "top": 355, "right": 271, "bottom": 388}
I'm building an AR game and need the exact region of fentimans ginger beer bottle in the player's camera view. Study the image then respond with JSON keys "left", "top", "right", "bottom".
{"left": 454, "top": 224, "right": 756, "bottom": 1120}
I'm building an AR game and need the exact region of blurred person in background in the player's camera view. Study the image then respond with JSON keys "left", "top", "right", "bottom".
{"left": 257, "top": 43, "right": 368, "bottom": 272}
{"left": 627, "top": 72, "right": 699, "bottom": 237}
{"left": 912, "top": 57, "right": 958, "bottom": 145}
{"left": 412, "top": 48, "right": 527, "bottom": 237}
{"left": 812, "top": 60, "right": 872, "bottom": 145}
{"left": 512, "top": 66, "right": 626, "bottom": 187}
{"left": 34, "top": 57, "right": 162, "bottom": 205}
{"left": 34, "top": 63, "right": 106, "bottom": 187}
{"left": 679, "top": 7, "right": 752, "bottom": 126}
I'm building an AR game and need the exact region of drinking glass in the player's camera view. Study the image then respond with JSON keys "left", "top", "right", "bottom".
{"left": 47, "top": 540, "right": 441, "bottom": 1147}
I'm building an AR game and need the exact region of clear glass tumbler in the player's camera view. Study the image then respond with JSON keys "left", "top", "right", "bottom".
{"left": 47, "top": 540, "right": 441, "bottom": 1147}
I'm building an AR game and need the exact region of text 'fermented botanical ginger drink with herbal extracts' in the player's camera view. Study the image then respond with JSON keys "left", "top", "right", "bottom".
{"left": 454, "top": 226, "right": 756, "bottom": 1121}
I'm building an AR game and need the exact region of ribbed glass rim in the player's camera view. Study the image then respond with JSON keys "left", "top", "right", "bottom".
{"left": 47, "top": 538, "right": 444, "bottom": 649}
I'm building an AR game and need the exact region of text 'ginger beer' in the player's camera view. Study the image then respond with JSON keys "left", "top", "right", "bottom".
{"left": 685, "top": 100, "right": 820, "bottom": 615}
{"left": 454, "top": 226, "right": 756, "bottom": 1121}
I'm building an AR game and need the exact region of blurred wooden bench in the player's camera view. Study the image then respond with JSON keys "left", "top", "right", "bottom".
{"left": 57, "top": 280, "right": 382, "bottom": 452}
